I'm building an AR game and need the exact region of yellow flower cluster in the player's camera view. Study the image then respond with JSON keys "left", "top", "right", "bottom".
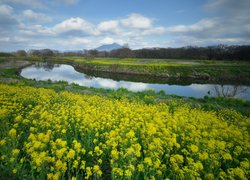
{"left": 0, "top": 83, "right": 249, "bottom": 179}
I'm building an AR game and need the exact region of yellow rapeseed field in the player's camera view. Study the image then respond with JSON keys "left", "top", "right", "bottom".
{"left": 0, "top": 83, "right": 249, "bottom": 179}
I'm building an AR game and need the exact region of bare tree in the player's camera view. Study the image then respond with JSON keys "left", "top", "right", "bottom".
{"left": 213, "top": 84, "right": 248, "bottom": 98}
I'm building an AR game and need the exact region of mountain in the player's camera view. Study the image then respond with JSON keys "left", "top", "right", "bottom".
{"left": 95, "top": 43, "right": 123, "bottom": 52}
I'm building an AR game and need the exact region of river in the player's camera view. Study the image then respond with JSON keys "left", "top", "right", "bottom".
{"left": 20, "top": 63, "right": 250, "bottom": 100}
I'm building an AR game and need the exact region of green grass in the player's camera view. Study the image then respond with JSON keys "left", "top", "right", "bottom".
{"left": 59, "top": 57, "right": 250, "bottom": 84}
{"left": 0, "top": 68, "right": 20, "bottom": 78}
{"left": 68, "top": 57, "right": 249, "bottom": 66}
{"left": 2, "top": 56, "right": 249, "bottom": 84}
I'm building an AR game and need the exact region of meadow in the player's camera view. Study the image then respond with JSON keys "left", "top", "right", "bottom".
{"left": 61, "top": 57, "right": 250, "bottom": 84}
{"left": 0, "top": 83, "right": 249, "bottom": 179}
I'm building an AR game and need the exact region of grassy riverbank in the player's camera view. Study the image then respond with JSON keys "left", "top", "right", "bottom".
{"left": 1, "top": 57, "right": 250, "bottom": 84}
{"left": 68, "top": 57, "right": 250, "bottom": 84}
{"left": 0, "top": 58, "right": 249, "bottom": 116}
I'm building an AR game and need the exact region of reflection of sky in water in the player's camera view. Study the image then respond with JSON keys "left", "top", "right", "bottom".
{"left": 20, "top": 64, "right": 250, "bottom": 100}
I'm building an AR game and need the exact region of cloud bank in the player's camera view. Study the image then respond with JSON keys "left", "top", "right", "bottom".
{"left": 0, "top": 0, "right": 249, "bottom": 51}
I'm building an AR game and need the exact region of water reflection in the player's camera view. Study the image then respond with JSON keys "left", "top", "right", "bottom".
{"left": 20, "top": 63, "right": 250, "bottom": 100}
{"left": 212, "top": 84, "right": 248, "bottom": 98}
{"left": 33, "top": 63, "right": 60, "bottom": 71}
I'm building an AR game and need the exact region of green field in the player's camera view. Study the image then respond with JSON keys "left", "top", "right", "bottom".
{"left": 64, "top": 57, "right": 250, "bottom": 84}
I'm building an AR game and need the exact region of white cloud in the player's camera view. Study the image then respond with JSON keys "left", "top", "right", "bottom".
{"left": 22, "top": 10, "right": 52, "bottom": 23}
{"left": 163, "top": 14, "right": 250, "bottom": 46}
{"left": 1, "top": 11, "right": 168, "bottom": 50}
{"left": 0, "top": 4, "right": 13, "bottom": 15}
{"left": 0, "top": 0, "right": 44, "bottom": 8}
{"left": 1, "top": 1, "right": 249, "bottom": 52}
{"left": 70, "top": 38, "right": 91, "bottom": 45}
{"left": 19, "top": 24, "right": 55, "bottom": 36}
{"left": 97, "top": 14, "right": 160, "bottom": 36}
{"left": 142, "top": 27, "right": 166, "bottom": 35}
{"left": 97, "top": 14, "right": 156, "bottom": 35}
{"left": 166, "top": 19, "right": 217, "bottom": 33}
{"left": 53, "top": 17, "right": 98, "bottom": 35}
{"left": 97, "top": 20, "right": 120, "bottom": 32}
{"left": 0, "top": 4, "right": 18, "bottom": 30}
{"left": 205, "top": 0, "right": 226, "bottom": 10}
{"left": 0, "top": 0, "right": 79, "bottom": 9}
{"left": 99, "top": 37, "right": 115, "bottom": 44}
{"left": 0, "top": 37, "right": 11, "bottom": 42}
{"left": 17, "top": 17, "right": 99, "bottom": 38}
{"left": 121, "top": 13, "right": 152, "bottom": 29}
{"left": 205, "top": 0, "right": 250, "bottom": 19}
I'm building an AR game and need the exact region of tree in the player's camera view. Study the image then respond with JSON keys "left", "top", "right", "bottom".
{"left": 16, "top": 50, "right": 27, "bottom": 57}
{"left": 40, "top": 49, "right": 54, "bottom": 57}
{"left": 88, "top": 50, "right": 98, "bottom": 57}
{"left": 28, "top": 50, "right": 41, "bottom": 57}
{"left": 84, "top": 49, "right": 98, "bottom": 59}
{"left": 110, "top": 48, "right": 134, "bottom": 58}
{"left": 0, "top": 52, "right": 14, "bottom": 57}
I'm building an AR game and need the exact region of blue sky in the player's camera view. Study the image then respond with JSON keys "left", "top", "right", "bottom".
{"left": 0, "top": 0, "right": 249, "bottom": 51}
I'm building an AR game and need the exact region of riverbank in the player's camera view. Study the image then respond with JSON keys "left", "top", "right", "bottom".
{"left": 72, "top": 58, "right": 250, "bottom": 85}
{"left": 1, "top": 57, "right": 250, "bottom": 84}
{"left": 0, "top": 78, "right": 249, "bottom": 116}
{"left": 66, "top": 57, "right": 250, "bottom": 85}
{"left": 0, "top": 58, "right": 249, "bottom": 116}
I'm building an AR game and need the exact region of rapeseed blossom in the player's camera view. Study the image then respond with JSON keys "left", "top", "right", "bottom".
{"left": 0, "top": 83, "right": 249, "bottom": 179}
{"left": 67, "top": 149, "right": 75, "bottom": 159}
{"left": 8, "top": 128, "right": 16, "bottom": 138}
{"left": 12, "top": 149, "right": 20, "bottom": 156}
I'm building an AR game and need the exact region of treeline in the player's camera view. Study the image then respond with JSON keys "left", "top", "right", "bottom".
{"left": 0, "top": 49, "right": 59, "bottom": 59}
{"left": 106, "top": 45, "right": 250, "bottom": 61}
{"left": 1, "top": 45, "right": 250, "bottom": 61}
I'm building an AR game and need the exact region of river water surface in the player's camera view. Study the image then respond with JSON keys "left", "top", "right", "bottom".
{"left": 20, "top": 63, "right": 250, "bottom": 100}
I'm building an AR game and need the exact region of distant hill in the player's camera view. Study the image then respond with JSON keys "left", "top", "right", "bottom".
{"left": 95, "top": 43, "right": 122, "bottom": 52}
